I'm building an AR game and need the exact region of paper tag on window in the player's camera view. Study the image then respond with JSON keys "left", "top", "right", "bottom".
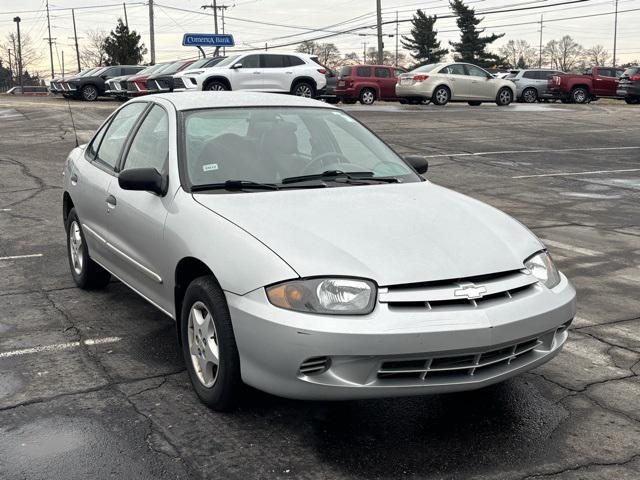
{"left": 202, "top": 163, "right": 219, "bottom": 172}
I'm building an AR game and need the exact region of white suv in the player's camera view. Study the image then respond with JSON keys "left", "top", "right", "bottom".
{"left": 175, "top": 52, "right": 327, "bottom": 98}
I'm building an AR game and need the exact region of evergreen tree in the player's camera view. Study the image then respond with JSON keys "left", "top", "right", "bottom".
{"left": 102, "top": 19, "right": 147, "bottom": 65}
{"left": 516, "top": 56, "right": 527, "bottom": 69}
{"left": 401, "top": 10, "right": 448, "bottom": 65}
{"left": 449, "top": 0, "right": 504, "bottom": 67}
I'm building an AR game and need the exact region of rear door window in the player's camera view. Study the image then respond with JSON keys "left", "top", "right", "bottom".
{"left": 374, "top": 67, "right": 390, "bottom": 78}
{"left": 262, "top": 55, "right": 287, "bottom": 68}
{"left": 442, "top": 64, "right": 467, "bottom": 75}
{"left": 356, "top": 66, "right": 371, "bottom": 77}
{"left": 287, "top": 56, "right": 305, "bottom": 67}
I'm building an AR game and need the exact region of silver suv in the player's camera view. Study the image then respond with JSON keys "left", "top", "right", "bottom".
{"left": 507, "top": 69, "right": 564, "bottom": 103}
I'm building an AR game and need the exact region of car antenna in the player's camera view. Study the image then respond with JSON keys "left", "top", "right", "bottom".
{"left": 65, "top": 96, "right": 79, "bottom": 147}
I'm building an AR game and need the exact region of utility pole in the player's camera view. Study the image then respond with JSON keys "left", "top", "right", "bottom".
{"left": 362, "top": 41, "right": 368, "bottom": 63}
{"left": 61, "top": 50, "right": 65, "bottom": 78}
{"left": 612, "top": 0, "right": 619, "bottom": 67}
{"left": 13, "top": 17, "right": 23, "bottom": 92}
{"left": 123, "top": 3, "right": 129, "bottom": 28}
{"left": 376, "top": 0, "right": 384, "bottom": 64}
{"left": 202, "top": 2, "right": 230, "bottom": 57}
{"left": 149, "top": 0, "right": 156, "bottom": 64}
{"left": 538, "top": 15, "right": 543, "bottom": 68}
{"left": 46, "top": 1, "right": 55, "bottom": 78}
{"left": 395, "top": 11, "right": 399, "bottom": 67}
{"left": 71, "top": 9, "right": 81, "bottom": 72}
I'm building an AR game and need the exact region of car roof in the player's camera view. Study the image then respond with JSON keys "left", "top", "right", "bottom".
{"left": 148, "top": 91, "right": 338, "bottom": 111}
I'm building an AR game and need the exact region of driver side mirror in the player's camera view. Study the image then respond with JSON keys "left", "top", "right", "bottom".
{"left": 404, "top": 155, "right": 429, "bottom": 174}
{"left": 119, "top": 168, "right": 167, "bottom": 196}
{"left": 231, "top": 63, "right": 243, "bottom": 69}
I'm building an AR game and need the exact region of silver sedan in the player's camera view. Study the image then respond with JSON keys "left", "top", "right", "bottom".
{"left": 62, "top": 92, "right": 576, "bottom": 410}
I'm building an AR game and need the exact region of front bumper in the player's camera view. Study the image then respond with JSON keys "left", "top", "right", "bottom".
{"left": 227, "top": 273, "right": 576, "bottom": 400}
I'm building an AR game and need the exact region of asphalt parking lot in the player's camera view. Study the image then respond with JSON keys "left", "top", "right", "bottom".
{"left": 1, "top": 95, "right": 639, "bottom": 480}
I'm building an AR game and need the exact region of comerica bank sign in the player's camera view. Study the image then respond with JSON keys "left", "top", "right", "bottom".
{"left": 182, "top": 33, "right": 235, "bottom": 47}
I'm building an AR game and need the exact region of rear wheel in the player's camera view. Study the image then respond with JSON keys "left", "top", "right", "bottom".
{"left": 181, "top": 276, "right": 242, "bottom": 411}
{"left": 292, "top": 81, "right": 315, "bottom": 98}
{"left": 65, "top": 208, "right": 111, "bottom": 289}
{"left": 359, "top": 88, "right": 376, "bottom": 105}
{"left": 496, "top": 87, "right": 513, "bottom": 106}
{"left": 205, "top": 81, "right": 228, "bottom": 91}
{"left": 571, "top": 87, "right": 589, "bottom": 104}
{"left": 522, "top": 87, "right": 538, "bottom": 103}
{"left": 81, "top": 85, "right": 98, "bottom": 102}
{"left": 431, "top": 86, "right": 450, "bottom": 106}
{"left": 468, "top": 101, "right": 482, "bottom": 106}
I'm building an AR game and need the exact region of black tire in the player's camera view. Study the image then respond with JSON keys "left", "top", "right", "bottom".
{"left": 571, "top": 87, "right": 589, "bottom": 104}
{"left": 181, "top": 276, "right": 241, "bottom": 411}
{"left": 496, "top": 87, "right": 513, "bottom": 106}
{"left": 292, "top": 81, "right": 315, "bottom": 98}
{"left": 205, "top": 80, "right": 229, "bottom": 91}
{"left": 625, "top": 97, "right": 640, "bottom": 105}
{"left": 359, "top": 88, "right": 376, "bottom": 105}
{"left": 323, "top": 97, "right": 340, "bottom": 104}
{"left": 468, "top": 101, "right": 482, "bottom": 106}
{"left": 398, "top": 98, "right": 408, "bottom": 105}
{"left": 65, "top": 208, "right": 111, "bottom": 289}
{"left": 522, "top": 87, "right": 538, "bottom": 103}
{"left": 431, "top": 85, "right": 450, "bottom": 106}
{"left": 81, "top": 85, "right": 98, "bottom": 102}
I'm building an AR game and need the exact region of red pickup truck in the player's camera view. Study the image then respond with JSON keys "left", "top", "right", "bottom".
{"left": 548, "top": 67, "right": 625, "bottom": 103}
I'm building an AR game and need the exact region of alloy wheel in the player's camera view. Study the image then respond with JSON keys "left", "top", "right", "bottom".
{"left": 207, "top": 83, "right": 226, "bottom": 91}
{"left": 499, "top": 89, "right": 512, "bottom": 105}
{"left": 523, "top": 88, "right": 537, "bottom": 103}
{"left": 83, "top": 86, "right": 97, "bottom": 101}
{"left": 573, "top": 89, "right": 587, "bottom": 103}
{"left": 361, "top": 90, "right": 375, "bottom": 104}
{"left": 294, "top": 84, "right": 313, "bottom": 98}
{"left": 69, "top": 221, "right": 84, "bottom": 275}
{"left": 188, "top": 301, "right": 220, "bottom": 388}
{"left": 435, "top": 88, "right": 449, "bottom": 105}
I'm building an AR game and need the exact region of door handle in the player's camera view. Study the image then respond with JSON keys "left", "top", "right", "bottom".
{"left": 106, "top": 195, "right": 117, "bottom": 209}
{"left": 285, "top": 71, "right": 293, "bottom": 74}
{"left": 70, "top": 173, "right": 78, "bottom": 185}
{"left": 253, "top": 71, "right": 261, "bottom": 75}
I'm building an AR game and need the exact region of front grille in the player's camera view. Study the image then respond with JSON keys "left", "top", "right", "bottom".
{"left": 126, "top": 81, "right": 139, "bottom": 93}
{"left": 173, "top": 77, "right": 186, "bottom": 89}
{"left": 119, "top": 80, "right": 128, "bottom": 90}
{"left": 377, "top": 337, "right": 542, "bottom": 382}
{"left": 299, "top": 356, "right": 331, "bottom": 376}
{"left": 380, "top": 269, "right": 537, "bottom": 310}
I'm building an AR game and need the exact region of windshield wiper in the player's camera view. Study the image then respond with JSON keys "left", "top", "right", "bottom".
{"left": 191, "top": 180, "right": 280, "bottom": 192}
{"left": 282, "top": 170, "right": 398, "bottom": 185}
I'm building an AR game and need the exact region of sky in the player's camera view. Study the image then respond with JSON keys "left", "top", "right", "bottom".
{"left": 1, "top": 0, "right": 639, "bottom": 77}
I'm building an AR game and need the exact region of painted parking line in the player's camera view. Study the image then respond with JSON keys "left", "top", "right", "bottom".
{"left": 512, "top": 168, "right": 640, "bottom": 179}
{"left": 0, "top": 337, "right": 122, "bottom": 359}
{"left": 0, "top": 208, "right": 11, "bottom": 212}
{"left": 0, "top": 253, "right": 43, "bottom": 261}
{"left": 424, "top": 146, "right": 640, "bottom": 159}
{"left": 541, "top": 239, "right": 602, "bottom": 257}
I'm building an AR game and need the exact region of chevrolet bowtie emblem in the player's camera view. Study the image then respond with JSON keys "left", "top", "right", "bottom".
{"left": 454, "top": 284, "right": 487, "bottom": 300}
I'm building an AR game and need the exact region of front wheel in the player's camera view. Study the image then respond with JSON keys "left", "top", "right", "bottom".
{"left": 81, "top": 85, "right": 98, "bottom": 102}
{"left": 522, "top": 87, "right": 538, "bottom": 103}
{"left": 359, "top": 88, "right": 376, "bottom": 105}
{"left": 292, "top": 81, "right": 315, "bottom": 98}
{"left": 572, "top": 87, "right": 589, "bottom": 104}
{"left": 65, "top": 208, "right": 111, "bottom": 289}
{"left": 181, "top": 276, "right": 242, "bottom": 411}
{"left": 431, "top": 86, "right": 450, "bottom": 106}
{"left": 496, "top": 87, "right": 513, "bottom": 106}
{"left": 205, "top": 81, "right": 229, "bottom": 91}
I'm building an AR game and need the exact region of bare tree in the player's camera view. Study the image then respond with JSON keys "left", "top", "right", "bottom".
{"left": 556, "top": 35, "right": 583, "bottom": 72}
{"left": 585, "top": 44, "right": 610, "bottom": 66}
{"left": 499, "top": 39, "right": 537, "bottom": 68}
{"left": 342, "top": 52, "right": 361, "bottom": 65}
{"left": 80, "top": 29, "right": 108, "bottom": 69}
{"left": 296, "top": 41, "right": 341, "bottom": 68}
{"left": 0, "top": 33, "right": 41, "bottom": 78}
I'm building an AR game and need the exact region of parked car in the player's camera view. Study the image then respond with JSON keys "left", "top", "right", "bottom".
{"left": 319, "top": 69, "right": 339, "bottom": 104}
{"left": 172, "top": 56, "right": 227, "bottom": 91}
{"left": 548, "top": 66, "right": 625, "bottom": 103}
{"left": 397, "top": 62, "right": 516, "bottom": 106}
{"left": 146, "top": 59, "right": 196, "bottom": 94}
{"left": 105, "top": 74, "right": 134, "bottom": 100}
{"left": 58, "top": 67, "right": 103, "bottom": 96}
{"left": 62, "top": 91, "right": 575, "bottom": 411}
{"left": 506, "top": 69, "right": 564, "bottom": 103}
{"left": 179, "top": 52, "right": 327, "bottom": 97}
{"left": 334, "top": 64, "right": 406, "bottom": 105}
{"left": 125, "top": 63, "right": 171, "bottom": 97}
{"left": 616, "top": 66, "right": 640, "bottom": 104}
{"left": 67, "top": 65, "right": 144, "bottom": 101}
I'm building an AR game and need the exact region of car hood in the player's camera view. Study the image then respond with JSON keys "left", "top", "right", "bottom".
{"left": 194, "top": 182, "right": 543, "bottom": 286}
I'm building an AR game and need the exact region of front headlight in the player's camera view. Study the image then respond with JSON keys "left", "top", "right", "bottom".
{"left": 266, "top": 278, "right": 377, "bottom": 315}
{"left": 525, "top": 251, "right": 561, "bottom": 289}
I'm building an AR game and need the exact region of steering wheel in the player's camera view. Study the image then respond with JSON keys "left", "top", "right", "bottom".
{"left": 301, "top": 152, "right": 350, "bottom": 175}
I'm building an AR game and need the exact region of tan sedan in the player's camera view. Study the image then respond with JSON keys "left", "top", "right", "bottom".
{"left": 396, "top": 62, "right": 515, "bottom": 106}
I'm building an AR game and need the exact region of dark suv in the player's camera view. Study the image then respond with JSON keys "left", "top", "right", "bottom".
{"left": 617, "top": 67, "right": 640, "bottom": 104}
{"left": 335, "top": 64, "right": 406, "bottom": 105}
{"left": 66, "top": 65, "right": 143, "bottom": 101}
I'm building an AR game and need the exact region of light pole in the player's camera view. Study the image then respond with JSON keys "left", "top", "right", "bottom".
{"left": 13, "top": 16, "right": 23, "bottom": 93}
{"left": 612, "top": 0, "right": 619, "bottom": 67}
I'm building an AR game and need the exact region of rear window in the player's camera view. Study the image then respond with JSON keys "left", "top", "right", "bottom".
{"left": 623, "top": 67, "right": 640, "bottom": 77}
{"left": 356, "top": 66, "right": 371, "bottom": 77}
{"left": 411, "top": 63, "right": 442, "bottom": 73}
{"left": 340, "top": 66, "right": 353, "bottom": 77}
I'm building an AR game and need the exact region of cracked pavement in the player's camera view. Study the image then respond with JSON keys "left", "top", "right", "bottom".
{"left": 0, "top": 95, "right": 639, "bottom": 479}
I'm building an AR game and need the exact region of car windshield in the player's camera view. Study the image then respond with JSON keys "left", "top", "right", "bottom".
{"left": 159, "top": 60, "right": 190, "bottom": 75}
{"left": 182, "top": 107, "right": 420, "bottom": 189}
{"left": 188, "top": 57, "right": 217, "bottom": 69}
{"left": 212, "top": 55, "right": 240, "bottom": 68}
{"left": 410, "top": 63, "right": 442, "bottom": 73}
